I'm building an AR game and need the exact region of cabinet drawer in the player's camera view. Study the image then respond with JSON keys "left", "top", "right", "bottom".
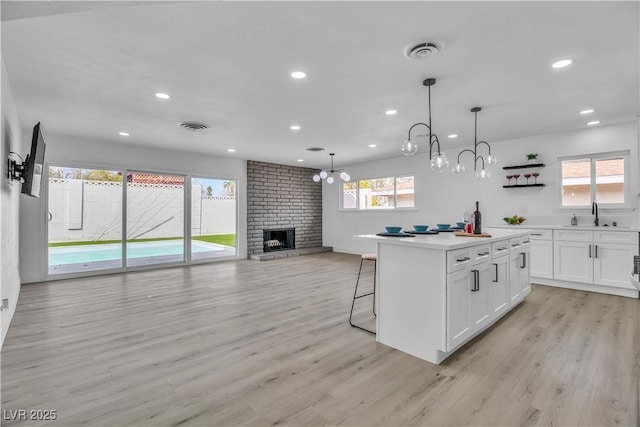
{"left": 553, "top": 229, "right": 592, "bottom": 242}
{"left": 491, "top": 240, "right": 509, "bottom": 259}
{"left": 472, "top": 244, "right": 492, "bottom": 262}
{"left": 528, "top": 229, "right": 552, "bottom": 240}
{"left": 594, "top": 230, "right": 639, "bottom": 245}
{"left": 447, "top": 247, "right": 473, "bottom": 273}
{"left": 509, "top": 237, "right": 522, "bottom": 250}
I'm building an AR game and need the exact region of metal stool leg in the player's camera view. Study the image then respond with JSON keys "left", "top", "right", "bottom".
{"left": 373, "top": 260, "right": 376, "bottom": 317}
{"left": 349, "top": 257, "right": 375, "bottom": 334}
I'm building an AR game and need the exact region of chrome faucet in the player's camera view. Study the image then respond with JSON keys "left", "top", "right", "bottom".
{"left": 592, "top": 201, "right": 599, "bottom": 226}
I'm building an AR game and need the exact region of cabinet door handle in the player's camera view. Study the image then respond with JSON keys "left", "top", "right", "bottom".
{"left": 589, "top": 244, "right": 592, "bottom": 258}
{"left": 471, "top": 269, "right": 479, "bottom": 292}
{"left": 511, "top": 243, "right": 520, "bottom": 248}
{"left": 456, "top": 256, "right": 470, "bottom": 262}
{"left": 497, "top": 246, "right": 507, "bottom": 251}
{"left": 595, "top": 245, "right": 598, "bottom": 259}
{"left": 523, "top": 240, "right": 530, "bottom": 244}
{"left": 530, "top": 233, "right": 543, "bottom": 236}
{"left": 493, "top": 263, "right": 498, "bottom": 282}
{"left": 478, "top": 251, "right": 490, "bottom": 256}
{"left": 520, "top": 252, "right": 526, "bottom": 269}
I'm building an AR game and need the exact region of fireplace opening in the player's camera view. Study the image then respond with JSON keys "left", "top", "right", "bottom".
{"left": 263, "top": 228, "right": 295, "bottom": 252}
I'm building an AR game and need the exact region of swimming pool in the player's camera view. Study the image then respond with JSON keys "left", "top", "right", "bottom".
{"left": 49, "top": 240, "right": 227, "bottom": 265}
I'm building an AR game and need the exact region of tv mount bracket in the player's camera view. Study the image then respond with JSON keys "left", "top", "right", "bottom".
{"left": 7, "top": 152, "right": 26, "bottom": 183}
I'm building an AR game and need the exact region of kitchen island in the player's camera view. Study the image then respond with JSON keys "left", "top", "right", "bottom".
{"left": 354, "top": 228, "right": 531, "bottom": 364}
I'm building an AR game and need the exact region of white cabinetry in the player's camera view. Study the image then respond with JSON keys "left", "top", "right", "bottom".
{"left": 528, "top": 229, "right": 553, "bottom": 279}
{"left": 509, "top": 237, "right": 531, "bottom": 303}
{"left": 553, "top": 229, "right": 638, "bottom": 290}
{"left": 446, "top": 241, "right": 524, "bottom": 352}
{"left": 489, "top": 240, "right": 509, "bottom": 317}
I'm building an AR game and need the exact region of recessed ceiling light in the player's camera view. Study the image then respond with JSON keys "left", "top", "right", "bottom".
{"left": 448, "top": 134, "right": 458, "bottom": 139}
{"left": 368, "top": 144, "right": 377, "bottom": 148}
{"left": 587, "top": 120, "right": 600, "bottom": 126}
{"left": 155, "top": 92, "right": 170, "bottom": 99}
{"left": 291, "top": 71, "right": 306, "bottom": 79}
{"left": 227, "top": 148, "right": 236, "bottom": 152}
{"left": 385, "top": 110, "right": 397, "bottom": 115}
{"left": 119, "top": 132, "right": 130, "bottom": 137}
{"left": 290, "top": 125, "right": 301, "bottom": 130}
{"left": 552, "top": 59, "right": 573, "bottom": 69}
{"left": 580, "top": 109, "right": 594, "bottom": 115}
{"left": 297, "top": 159, "right": 304, "bottom": 162}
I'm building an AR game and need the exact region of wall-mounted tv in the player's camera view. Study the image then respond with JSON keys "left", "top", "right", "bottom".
{"left": 21, "top": 122, "right": 46, "bottom": 197}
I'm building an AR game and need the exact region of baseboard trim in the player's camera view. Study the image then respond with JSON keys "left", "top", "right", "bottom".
{"left": 533, "top": 277, "right": 640, "bottom": 298}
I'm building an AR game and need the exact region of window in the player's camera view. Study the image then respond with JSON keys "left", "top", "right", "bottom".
{"left": 559, "top": 152, "right": 629, "bottom": 207}
{"left": 341, "top": 175, "right": 415, "bottom": 210}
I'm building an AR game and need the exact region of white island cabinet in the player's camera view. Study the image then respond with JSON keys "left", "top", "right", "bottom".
{"left": 354, "top": 228, "right": 531, "bottom": 364}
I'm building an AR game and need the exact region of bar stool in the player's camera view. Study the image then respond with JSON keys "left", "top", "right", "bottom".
{"left": 349, "top": 253, "right": 377, "bottom": 334}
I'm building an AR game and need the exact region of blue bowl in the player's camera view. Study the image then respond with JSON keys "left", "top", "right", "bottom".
{"left": 413, "top": 225, "right": 429, "bottom": 232}
{"left": 385, "top": 226, "right": 402, "bottom": 234}
{"left": 436, "top": 223, "right": 451, "bottom": 230}
{"left": 456, "top": 222, "right": 466, "bottom": 228}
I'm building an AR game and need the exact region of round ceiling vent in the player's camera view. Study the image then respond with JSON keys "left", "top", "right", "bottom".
{"left": 306, "top": 147, "right": 326, "bottom": 152}
{"left": 404, "top": 42, "right": 440, "bottom": 60}
{"left": 180, "top": 121, "right": 209, "bottom": 131}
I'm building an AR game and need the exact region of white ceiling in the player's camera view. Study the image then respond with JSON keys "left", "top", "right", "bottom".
{"left": 2, "top": 1, "right": 638, "bottom": 169}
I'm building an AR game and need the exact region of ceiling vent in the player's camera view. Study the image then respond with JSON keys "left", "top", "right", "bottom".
{"left": 306, "top": 147, "right": 326, "bottom": 152}
{"left": 180, "top": 121, "right": 209, "bottom": 131}
{"left": 404, "top": 42, "right": 440, "bottom": 60}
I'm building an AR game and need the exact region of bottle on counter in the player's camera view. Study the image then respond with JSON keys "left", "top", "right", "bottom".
{"left": 571, "top": 214, "right": 578, "bottom": 226}
{"left": 472, "top": 201, "right": 482, "bottom": 234}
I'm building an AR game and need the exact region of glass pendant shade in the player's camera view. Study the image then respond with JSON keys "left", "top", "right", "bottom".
{"left": 431, "top": 152, "right": 449, "bottom": 172}
{"left": 486, "top": 153, "right": 498, "bottom": 165}
{"left": 452, "top": 163, "right": 465, "bottom": 174}
{"left": 326, "top": 176, "right": 334, "bottom": 184}
{"left": 340, "top": 172, "right": 351, "bottom": 182}
{"left": 312, "top": 174, "right": 321, "bottom": 182}
{"left": 401, "top": 139, "right": 418, "bottom": 156}
{"left": 319, "top": 170, "right": 328, "bottom": 179}
{"left": 475, "top": 168, "right": 491, "bottom": 179}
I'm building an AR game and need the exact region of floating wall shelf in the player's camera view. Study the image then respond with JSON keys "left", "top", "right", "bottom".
{"left": 503, "top": 184, "right": 545, "bottom": 188}
{"left": 502, "top": 163, "right": 545, "bottom": 170}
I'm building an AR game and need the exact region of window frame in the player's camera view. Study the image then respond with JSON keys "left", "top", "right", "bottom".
{"left": 557, "top": 151, "right": 631, "bottom": 210}
{"left": 340, "top": 174, "right": 416, "bottom": 211}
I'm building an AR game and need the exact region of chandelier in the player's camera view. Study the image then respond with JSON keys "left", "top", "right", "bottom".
{"left": 452, "top": 107, "right": 497, "bottom": 179}
{"left": 401, "top": 78, "right": 449, "bottom": 172}
{"left": 312, "top": 153, "right": 350, "bottom": 184}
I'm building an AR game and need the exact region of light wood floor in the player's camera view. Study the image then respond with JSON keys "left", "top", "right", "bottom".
{"left": 2, "top": 252, "right": 639, "bottom": 426}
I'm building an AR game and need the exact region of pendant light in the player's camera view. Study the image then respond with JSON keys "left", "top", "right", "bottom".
{"left": 401, "top": 78, "right": 449, "bottom": 172}
{"left": 452, "top": 107, "right": 497, "bottom": 179}
{"left": 312, "top": 153, "right": 350, "bottom": 184}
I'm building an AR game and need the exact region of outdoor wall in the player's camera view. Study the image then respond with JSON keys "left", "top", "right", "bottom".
{"left": 47, "top": 179, "right": 236, "bottom": 242}
{"left": 323, "top": 120, "right": 640, "bottom": 254}
{"left": 247, "top": 160, "right": 322, "bottom": 255}
{"left": 20, "top": 136, "right": 247, "bottom": 283}
{"left": 1, "top": 58, "right": 26, "bottom": 346}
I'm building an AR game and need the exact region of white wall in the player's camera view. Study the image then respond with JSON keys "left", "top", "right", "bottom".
{"left": 20, "top": 136, "right": 247, "bottom": 284}
{"left": 324, "top": 120, "right": 639, "bottom": 254}
{"left": 1, "top": 58, "right": 26, "bottom": 345}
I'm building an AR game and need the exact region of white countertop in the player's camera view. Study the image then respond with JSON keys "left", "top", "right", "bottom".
{"left": 353, "top": 227, "right": 530, "bottom": 250}
{"left": 490, "top": 224, "right": 640, "bottom": 232}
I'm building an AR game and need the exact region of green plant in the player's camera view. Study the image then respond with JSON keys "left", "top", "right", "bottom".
{"left": 527, "top": 153, "right": 538, "bottom": 160}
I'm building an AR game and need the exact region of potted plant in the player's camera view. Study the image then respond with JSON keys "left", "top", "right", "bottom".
{"left": 527, "top": 153, "right": 538, "bottom": 164}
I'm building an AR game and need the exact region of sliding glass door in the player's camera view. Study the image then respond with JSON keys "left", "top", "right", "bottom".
{"left": 48, "top": 166, "right": 123, "bottom": 275}
{"left": 126, "top": 172, "right": 185, "bottom": 267}
{"left": 47, "top": 166, "right": 237, "bottom": 277}
{"left": 191, "top": 177, "right": 237, "bottom": 261}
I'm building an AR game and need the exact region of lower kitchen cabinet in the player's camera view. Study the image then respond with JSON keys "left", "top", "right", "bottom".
{"left": 529, "top": 239, "right": 553, "bottom": 278}
{"left": 509, "top": 238, "right": 531, "bottom": 303}
{"left": 490, "top": 254, "right": 510, "bottom": 317}
{"left": 446, "top": 268, "right": 473, "bottom": 350}
{"left": 593, "top": 242, "right": 638, "bottom": 288}
{"left": 553, "top": 240, "right": 593, "bottom": 283}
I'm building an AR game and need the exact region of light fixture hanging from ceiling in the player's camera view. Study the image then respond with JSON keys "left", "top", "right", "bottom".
{"left": 452, "top": 107, "right": 497, "bottom": 179}
{"left": 312, "top": 153, "right": 350, "bottom": 184}
{"left": 401, "top": 78, "right": 449, "bottom": 172}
